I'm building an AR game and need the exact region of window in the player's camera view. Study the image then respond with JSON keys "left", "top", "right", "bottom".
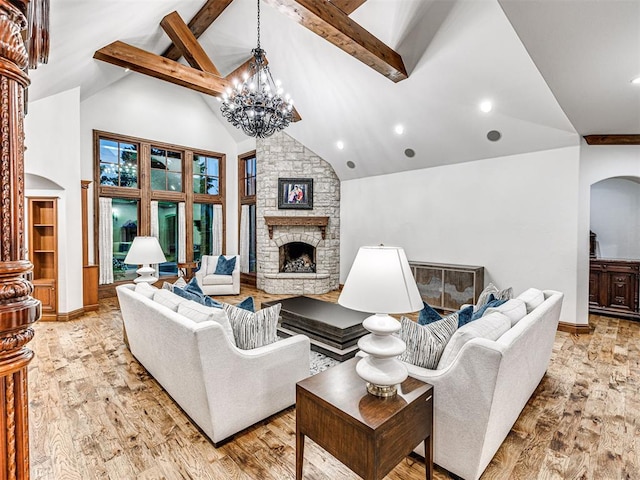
{"left": 239, "top": 152, "right": 257, "bottom": 274}
{"left": 151, "top": 147, "right": 183, "bottom": 192}
{"left": 193, "top": 154, "right": 220, "bottom": 195}
{"left": 193, "top": 203, "right": 214, "bottom": 262}
{"left": 99, "top": 138, "right": 138, "bottom": 188}
{"left": 95, "top": 131, "right": 225, "bottom": 285}
{"left": 111, "top": 198, "right": 139, "bottom": 282}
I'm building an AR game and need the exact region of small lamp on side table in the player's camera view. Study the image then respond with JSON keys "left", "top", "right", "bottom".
{"left": 124, "top": 236, "right": 167, "bottom": 284}
{"left": 338, "top": 245, "right": 422, "bottom": 397}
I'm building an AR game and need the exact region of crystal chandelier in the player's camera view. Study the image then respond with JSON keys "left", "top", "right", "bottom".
{"left": 220, "top": 0, "right": 294, "bottom": 138}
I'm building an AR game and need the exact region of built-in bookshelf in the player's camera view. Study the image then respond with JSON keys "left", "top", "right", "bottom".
{"left": 28, "top": 197, "right": 58, "bottom": 321}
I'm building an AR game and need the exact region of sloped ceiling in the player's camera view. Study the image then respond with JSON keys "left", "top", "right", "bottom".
{"left": 28, "top": 0, "right": 639, "bottom": 180}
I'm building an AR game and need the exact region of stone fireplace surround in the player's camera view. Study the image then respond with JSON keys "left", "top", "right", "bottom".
{"left": 256, "top": 132, "right": 340, "bottom": 295}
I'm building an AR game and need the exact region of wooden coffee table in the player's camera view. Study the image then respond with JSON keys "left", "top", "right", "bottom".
{"left": 263, "top": 296, "right": 369, "bottom": 361}
{"left": 296, "top": 358, "right": 433, "bottom": 480}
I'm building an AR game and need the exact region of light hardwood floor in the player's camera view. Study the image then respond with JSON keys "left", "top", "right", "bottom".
{"left": 28, "top": 286, "right": 640, "bottom": 479}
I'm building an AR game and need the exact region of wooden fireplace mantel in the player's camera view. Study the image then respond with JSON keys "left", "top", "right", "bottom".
{"left": 264, "top": 216, "right": 329, "bottom": 240}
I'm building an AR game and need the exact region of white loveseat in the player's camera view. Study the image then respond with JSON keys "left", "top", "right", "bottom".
{"left": 407, "top": 288, "right": 564, "bottom": 480}
{"left": 195, "top": 254, "right": 241, "bottom": 295}
{"left": 116, "top": 283, "right": 310, "bottom": 445}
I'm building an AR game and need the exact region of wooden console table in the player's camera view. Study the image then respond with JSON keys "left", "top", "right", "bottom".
{"left": 296, "top": 358, "right": 433, "bottom": 479}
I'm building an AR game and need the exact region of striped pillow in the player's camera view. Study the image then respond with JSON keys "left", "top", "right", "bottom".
{"left": 222, "top": 302, "right": 281, "bottom": 350}
{"left": 398, "top": 313, "right": 458, "bottom": 369}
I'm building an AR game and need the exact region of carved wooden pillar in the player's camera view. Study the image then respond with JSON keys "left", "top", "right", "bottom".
{"left": 0, "top": 1, "right": 42, "bottom": 479}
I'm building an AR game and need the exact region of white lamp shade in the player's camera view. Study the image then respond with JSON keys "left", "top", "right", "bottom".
{"left": 123, "top": 236, "right": 167, "bottom": 265}
{"left": 338, "top": 245, "right": 422, "bottom": 314}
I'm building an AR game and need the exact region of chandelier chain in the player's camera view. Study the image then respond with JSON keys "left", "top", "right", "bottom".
{"left": 256, "top": 0, "right": 261, "bottom": 50}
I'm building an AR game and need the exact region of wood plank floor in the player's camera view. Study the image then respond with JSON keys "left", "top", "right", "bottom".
{"left": 28, "top": 285, "right": 640, "bottom": 479}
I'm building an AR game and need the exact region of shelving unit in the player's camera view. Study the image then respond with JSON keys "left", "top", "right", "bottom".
{"left": 28, "top": 197, "right": 58, "bottom": 321}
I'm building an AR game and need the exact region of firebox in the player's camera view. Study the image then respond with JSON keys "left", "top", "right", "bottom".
{"left": 279, "top": 242, "right": 316, "bottom": 273}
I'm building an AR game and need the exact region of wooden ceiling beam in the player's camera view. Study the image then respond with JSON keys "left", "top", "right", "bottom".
{"left": 160, "top": 11, "right": 221, "bottom": 76}
{"left": 94, "top": 41, "right": 231, "bottom": 96}
{"left": 162, "top": 0, "right": 235, "bottom": 61}
{"left": 330, "top": 0, "right": 367, "bottom": 15}
{"left": 584, "top": 135, "right": 640, "bottom": 145}
{"left": 263, "top": 0, "right": 407, "bottom": 82}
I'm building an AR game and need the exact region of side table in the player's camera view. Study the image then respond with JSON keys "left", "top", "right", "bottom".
{"left": 296, "top": 358, "right": 433, "bottom": 480}
{"left": 177, "top": 261, "right": 199, "bottom": 281}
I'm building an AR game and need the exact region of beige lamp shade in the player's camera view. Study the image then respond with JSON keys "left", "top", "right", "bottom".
{"left": 124, "top": 236, "right": 167, "bottom": 265}
{"left": 338, "top": 245, "right": 422, "bottom": 314}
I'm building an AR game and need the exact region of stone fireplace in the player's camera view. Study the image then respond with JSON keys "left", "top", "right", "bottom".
{"left": 256, "top": 132, "right": 340, "bottom": 295}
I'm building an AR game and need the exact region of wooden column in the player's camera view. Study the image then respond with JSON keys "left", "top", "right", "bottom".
{"left": 0, "top": 1, "right": 42, "bottom": 479}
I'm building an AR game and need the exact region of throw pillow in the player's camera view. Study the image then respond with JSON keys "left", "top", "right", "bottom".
{"left": 184, "top": 277, "right": 203, "bottom": 295}
{"left": 437, "top": 311, "right": 511, "bottom": 370}
{"left": 470, "top": 295, "right": 508, "bottom": 321}
{"left": 398, "top": 313, "right": 458, "bottom": 369}
{"left": 173, "top": 284, "right": 223, "bottom": 309}
{"left": 176, "top": 300, "right": 237, "bottom": 347}
{"left": 162, "top": 277, "right": 187, "bottom": 292}
{"left": 214, "top": 255, "right": 236, "bottom": 275}
{"left": 418, "top": 301, "right": 474, "bottom": 328}
{"left": 134, "top": 282, "right": 157, "bottom": 299}
{"left": 475, "top": 283, "right": 513, "bottom": 311}
{"left": 236, "top": 296, "right": 255, "bottom": 312}
{"left": 223, "top": 302, "right": 281, "bottom": 350}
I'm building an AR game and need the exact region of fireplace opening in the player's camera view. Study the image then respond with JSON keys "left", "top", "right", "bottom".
{"left": 280, "top": 242, "right": 316, "bottom": 273}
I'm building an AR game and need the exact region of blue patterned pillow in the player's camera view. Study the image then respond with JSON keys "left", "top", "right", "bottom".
{"left": 471, "top": 295, "right": 508, "bottom": 321}
{"left": 236, "top": 296, "right": 255, "bottom": 312}
{"left": 418, "top": 302, "right": 474, "bottom": 328}
{"left": 185, "top": 277, "right": 204, "bottom": 295}
{"left": 214, "top": 255, "right": 236, "bottom": 275}
{"left": 174, "top": 278, "right": 223, "bottom": 309}
{"left": 173, "top": 286, "right": 203, "bottom": 304}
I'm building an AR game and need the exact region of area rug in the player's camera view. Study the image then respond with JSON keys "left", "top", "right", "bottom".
{"left": 310, "top": 350, "right": 341, "bottom": 375}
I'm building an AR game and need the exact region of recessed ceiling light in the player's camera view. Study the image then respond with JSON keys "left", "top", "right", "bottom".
{"left": 404, "top": 148, "right": 416, "bottom": 158}
{"left": 124, "top": 68, "right": 131, "bottom": 73}
{"left": 479, "top": 101, "right": 493, "bottom": 113}
{"left": 394, "top": 124, "right": 405, "bottom": 135}
{"left": 336, "top": 141, "right": 345, "bottom": 150}
{"left": 346, "top": 161, "right": 356, "bottom": 169}
{"left": 487, "top": 130, "right": 502, "bottom": 142}
{"left": 632, "top": 76, "right": 640, "bottom": 84}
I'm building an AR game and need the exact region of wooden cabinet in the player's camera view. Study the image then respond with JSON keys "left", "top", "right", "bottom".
{"left": 28, "top": 198, "right": 58, "bottom": 321}
{"left": 589, "top": 259, "right": 640, "bottom": 320}
{"left": 409, "top": 261, "right": 484, "bottom": 312}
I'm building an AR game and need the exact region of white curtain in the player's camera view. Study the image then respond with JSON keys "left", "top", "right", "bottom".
{"left": 150, "top": 201, "right": 160, "bottom": 274}
{"left": 98, "top": 197, "right": 113, "bottom": 284}
{"left": 239, "top": 205, "right": 250, "bottom": 273}
{"left": 178, "top": 202, "right": 186, "bottom": 263}
{"left": 212, "top": 204, "right": 223, "bottom": 255}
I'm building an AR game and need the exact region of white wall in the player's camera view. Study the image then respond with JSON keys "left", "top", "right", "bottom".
{"left": 80, "top": 74, "right": 241, "bottom": 256}
{"left": 25, "top": 88, "right": 83, "bottom": 315}
{"left": 341, "top": 146, "right": 582, "bottom": 325}
{"left": 577, "top": 142, "right": 640, "bottom": 326}
{"left": 590, "top": 177, "right": 640, "bottom": 258}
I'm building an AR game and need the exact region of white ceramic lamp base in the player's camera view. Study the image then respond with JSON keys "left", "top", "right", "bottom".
{"left": 356, "top": 313, "right": 408, "bottom": 397}
{"left": 133, "top": 264, "right": 158, "bottom": 284}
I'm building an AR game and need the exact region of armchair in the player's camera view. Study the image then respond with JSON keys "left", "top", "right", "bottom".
{"left": 195, "top": 255, "right": 241, "bottom": 295}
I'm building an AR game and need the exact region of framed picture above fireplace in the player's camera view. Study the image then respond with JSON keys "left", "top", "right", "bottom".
{"left": 278, "top": 178, "right": 313, "bottom": 210}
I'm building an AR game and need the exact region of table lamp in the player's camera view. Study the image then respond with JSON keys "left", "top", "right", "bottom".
{"left": 123, "top": 236, "right": 167, "bottom": 284}
{"left": 338, "top": 245, "right": 422, "bottom": 397}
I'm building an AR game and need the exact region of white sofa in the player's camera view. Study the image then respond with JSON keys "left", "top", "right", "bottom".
{"left": 116, "top": 283, "right": 310, "bottom": 445}
{"left": 195, "top": 255, "right": 240, "bottom": 295}
{"left": 407, "top": 289, "right": 564, "bottom": 480}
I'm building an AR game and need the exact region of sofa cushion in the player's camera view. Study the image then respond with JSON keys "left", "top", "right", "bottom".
{"left": 153, "top": 289, "right": 186, "bottom": 312}
{"left": 437, "top": 311, "right": 511, "bottom": 370}
{"left": 214, "top": 255, "right": 236, "bottom": 275}
{"left": 202, "top": 274, "right": 234, "bottom": 286}
{"left": 398, "top": 313, "right": 458, "bottom": 369}
{"left": 223, "top": 302, "right": 281, "bottom": 350}
{"left": 517, "top": 288, "right": 545, "bottom": 313}
{"left": 483, "top": 298, "right": 527, "bottom": 327}
{"left": 418, "top": 302, "right": 474, "bottom": 328}
{"left": 177, "top": 300, "right": 236, "bottom": 346}
{"left": 134, "top": 282, "right": 157, "bottom": 299}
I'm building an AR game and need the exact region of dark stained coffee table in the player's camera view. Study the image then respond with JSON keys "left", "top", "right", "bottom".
{"left": 262, "top": 296, "right": 369, "bottom": 361}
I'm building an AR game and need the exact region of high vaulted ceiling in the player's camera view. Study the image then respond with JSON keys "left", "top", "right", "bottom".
{"left": 28, "top": 0, "right": 640, "bottom": 180}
